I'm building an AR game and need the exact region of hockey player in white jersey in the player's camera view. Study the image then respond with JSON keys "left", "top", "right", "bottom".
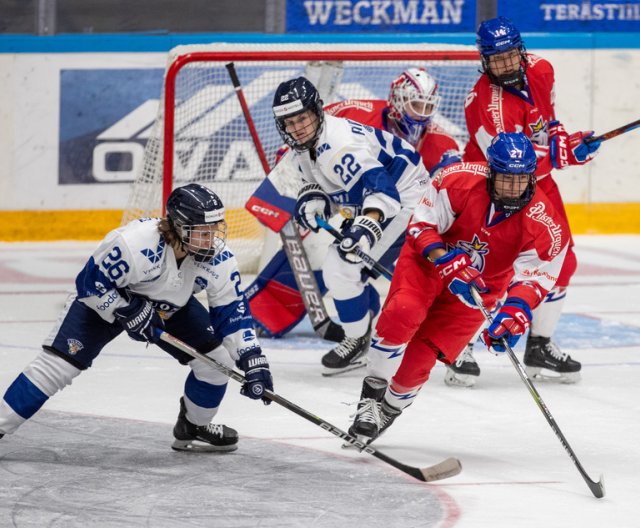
{"left": 0, "top": 184, "right": 273, "bottom": 451}
{"left": 273, "top": 76, "right": 429, "bottom": 374}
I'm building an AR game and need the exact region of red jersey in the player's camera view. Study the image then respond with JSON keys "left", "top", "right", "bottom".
{"left": 463, "top": 54, "right": 556, "bottom": 180}
{"left": 406, "top": 162, "right": 569, "bottom": 310}
{"left": 325, "top": 99, "right": 460, "bottom": 174}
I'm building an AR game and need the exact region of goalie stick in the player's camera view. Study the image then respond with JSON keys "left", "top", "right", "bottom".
{"left": 585, "top": 117, "right": 640, "bottom": 144}
{"left": 470, "top": 288, "right": 605, "bottom": 499}
{"left": 158, "top": 330, "right": 462, "bottom": 483}
{"left": 225, "top": 62, "right": 343, "bottom": 342}
{"left": 315, "top": 217, "right": 394, "bottom": 281}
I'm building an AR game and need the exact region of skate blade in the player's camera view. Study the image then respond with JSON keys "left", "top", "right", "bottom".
{"left": 525, "top": 366, "right": 581, "bottom": 384}
{"left": 171, "top": 439, "right": 238, "bottom": 453}
{"left": 322, "top": 361, "right": 366, "bottom": 377}
{"left": 341, "top": 434, "right": 374, "bottom": 449}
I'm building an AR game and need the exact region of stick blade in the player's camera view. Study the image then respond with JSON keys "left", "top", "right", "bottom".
{"left": 588, "top": 474, "right": 606, "bottom": 499}
{"left": 403, "top": 457, "right": 462, "bottom": 483}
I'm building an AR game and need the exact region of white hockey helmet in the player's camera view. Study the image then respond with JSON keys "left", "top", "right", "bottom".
{"left": 387, "top": 67, "right": 441, "bottom": 145}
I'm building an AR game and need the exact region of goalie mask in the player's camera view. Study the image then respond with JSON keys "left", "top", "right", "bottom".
{"left": 273, "top": 77, "right": 324, "bottom": 152}
{"left": 166, "top": 183, "right": 227, "bottom": 262}
{"left": 387, "top": 67, "right": 441, "bottom": 146}
{"left": 477, "top": 16, "right": 527, "bottom": 89}
{"left": 486, "top": 132, "right": 537, "bottom": 215}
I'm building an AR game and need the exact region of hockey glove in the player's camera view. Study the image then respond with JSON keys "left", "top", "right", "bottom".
{"left": 113, "top": 296, "right": 164, "bottom": 343}
{"left": 237, "top": 350, "right": 273, "bottom": 405}
{"left": 434, "top": 248, "right": 488, "bottom": 308}
{"left": 481, "top": 298, "right": 532, "bottom": 354}
{"left": 338, "top": 215, "right": 383, "bottom": 264}
{"left": 294, "top": 183, "right": 331, "bottom": 232}
{"left": 548, "top": 120, "right": 601, "bottom": 168}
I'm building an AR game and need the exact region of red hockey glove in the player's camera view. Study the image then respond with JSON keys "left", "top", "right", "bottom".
{"left": 433, "top": 248, "right": 488, "bottom": 308}
{"left": 481, "top": 298, "right": 532, "bottom": 354}
{"left": 549, "top": 120, "right": 601, "bottom": 168}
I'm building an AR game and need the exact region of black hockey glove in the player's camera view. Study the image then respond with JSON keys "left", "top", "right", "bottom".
{"left": 338, "top": 215, "right": 383, "bottom": 264}
{"left": 237, "top": 350, "right": 273, "bottom": 405}
{"left": 113, "top": 296, "right": 164, "bottom": 343}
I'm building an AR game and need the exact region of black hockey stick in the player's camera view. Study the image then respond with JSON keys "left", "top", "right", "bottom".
{"left": 158, "top": 330, "right": 462, "bottom": 483}
{"left": 585, "top": 118, "right": 640, "bottom": 144}
{"left": 470, "top": 288, "right": 605, "bottom": 498}
{"left": 315, "top": 217, "right": 394, "bottom": 281}
{"left": 226, "top": 62, "right": 344, "bottom": 343}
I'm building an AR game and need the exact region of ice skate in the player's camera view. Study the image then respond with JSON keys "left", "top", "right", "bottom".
{"left": 321, "top": 327, "right": 371, "bottom": 377}
{"left": 445, "top": 343, "right": 480, "bottom": 387}
{"left": 344, "top": 376, "right": 387, "bottom": 447}
{"left": 524, "top": 336, "right": 581, "bottom": 383}
{"left": 171, "top": 398, "right": 238, "bottom": 452}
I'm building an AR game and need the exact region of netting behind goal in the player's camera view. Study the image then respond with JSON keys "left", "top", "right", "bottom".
{"left": 122, "top": 43, "right": 480, "bottom": 273}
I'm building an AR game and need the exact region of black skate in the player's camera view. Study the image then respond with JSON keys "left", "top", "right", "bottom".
{"left": 524, "top": 336, "right": 581, "bottom": 383}
{"left": 369, "top": 400, "right": 403, "bottom": 445}
{"left": 445, "top": 343, "right": 480, "bottom": 387}
{"left": 345, "top": 376, "right": 387, "bottom": 444}
{"left": 321, "top": 327, "right": 371, "bottom": 377}
{"left": 172, "top": 398, "right": 238, "bottom": 452}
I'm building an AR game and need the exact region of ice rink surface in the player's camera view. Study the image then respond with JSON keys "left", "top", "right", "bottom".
{"left": 1, "top": 236, "right": 639, "bottom": 527}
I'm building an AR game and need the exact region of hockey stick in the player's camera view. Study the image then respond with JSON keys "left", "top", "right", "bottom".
{"left": 585, "top": 118, "right": 640, "bottom": 144}
{"left": 225, "top": 62, "right": 344, "bottom": 343}
{"left": 157, "top": 330, "right": 462, "bottom": 483}
{"left": 315, "top": 216, "right": 394, "bottom": 281}
{"left": 470, "top": 288, "right": 605, "bottom": 499}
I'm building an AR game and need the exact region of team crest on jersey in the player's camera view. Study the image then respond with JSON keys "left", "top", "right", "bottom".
{"left": 316, "top": 143, "right": 331, "bottom": 155}
{"left": 140, "top": 239, "right": 165, "bottom": 264}
{"left": 67, "top": 338, "right": 84, "bottom": 355}
{"left": 456, "top": 235, "right": 489, "bottom": 271}
{"left": 528, "top": 117, "right": 547, "bottom": 146}
{"left": 213, "top": 250, "right": 233, "bottom": 266}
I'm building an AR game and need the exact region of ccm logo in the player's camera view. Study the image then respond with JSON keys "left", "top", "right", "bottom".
{"left": 438, "top": 258, "right": 465, "bottom": 279}
{"left": 251, "top": 205, "right": 279, "bottom": 217}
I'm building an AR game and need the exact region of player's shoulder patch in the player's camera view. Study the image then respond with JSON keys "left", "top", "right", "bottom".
{"left": 434, "top": 161, "right": 487, "bottom": 186}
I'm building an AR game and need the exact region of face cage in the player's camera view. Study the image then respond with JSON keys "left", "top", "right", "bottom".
{"left": 487, "top": 170, "right": 536, "bottom": 214}
{"left": 482, "top": 47, "right": 528, "bottom": 88}
{"left": 276, "top": 106, "right": 323, "bottom": 152}
{"left": 389, "top": 87, "right": 440, "bottom": 145}
{"left": 179, "top": 222, "right": 228, "bottom": 262}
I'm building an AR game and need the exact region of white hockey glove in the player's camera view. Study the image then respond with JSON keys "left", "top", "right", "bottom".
{"left": 294, "top": 183, "right": 331, "bottom": 232}
{"left": 338, "top": 215, "right": 383, "bottom": 264}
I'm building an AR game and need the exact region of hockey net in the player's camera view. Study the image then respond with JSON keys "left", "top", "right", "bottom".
{"left": 122, "top": 43, "right": 480, "bottom": 273}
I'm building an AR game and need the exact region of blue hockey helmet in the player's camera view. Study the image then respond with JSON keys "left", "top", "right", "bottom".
{"left": 476, "top": 17, "right": 527, "bottom": 88}
{"left": 273, "top": 76, "right": 324, "bottom": 152}
{"left": 166, "top": 183, "right": 227, "bottom": 261}
{"left": 486, "top": 132, "right": 537, "bottom": 214}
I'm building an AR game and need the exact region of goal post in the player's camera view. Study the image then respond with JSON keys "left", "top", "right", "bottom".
{"left": 122, "top": 43, "right": 480, "bottom": 273}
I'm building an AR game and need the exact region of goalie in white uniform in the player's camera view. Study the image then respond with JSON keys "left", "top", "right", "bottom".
{"left": 273, "top": 76, "right": 429, "bottom": 374}
{"left": 0, "top": 184, "right": 273, "bottom": 451}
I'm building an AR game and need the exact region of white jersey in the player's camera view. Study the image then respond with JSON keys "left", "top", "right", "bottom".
{"left": 75, "top": 218, "right": 259, "bottom": 361}
{"left": 295, "top": 114, "right": 429, "bottom": 221}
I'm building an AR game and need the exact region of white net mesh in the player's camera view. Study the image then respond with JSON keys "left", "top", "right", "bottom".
{"left": 122, "top": 43, "right": 480, "bottom": 273}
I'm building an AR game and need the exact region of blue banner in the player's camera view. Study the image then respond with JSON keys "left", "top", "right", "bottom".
{"left": 59, "top": 69, "right": 164, "bottom": 184}
{"left": 498, "top": 0, "right": 640, "bottom": 31}
{"left": 285, "top": 0, "right": 476, "bottom": 33}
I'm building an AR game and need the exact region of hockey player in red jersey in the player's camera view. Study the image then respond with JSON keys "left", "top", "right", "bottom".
{"left": 348, "top": 132, "right": 570, "bottom": 442}
{"left": 457, "top": 16, "right": 601, "bottom": 386}
{"left": 326, "top": 67, "right": 462, "bottom": 176}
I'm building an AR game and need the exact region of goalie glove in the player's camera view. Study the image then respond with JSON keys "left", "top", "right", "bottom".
{"left": 338, "top": 215, "right": 383, "bottom": 264}
{"left": 294, "top": 183, "right": 331, "bottom": 232}
{"left": 481, "top": 298, "right": 532, "bottom": 354}
{"left": 433, "top": 248, "right": 488, "bottom": 308}
{"left": 548, "top": 120, "right": 601, "bottom": 168}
